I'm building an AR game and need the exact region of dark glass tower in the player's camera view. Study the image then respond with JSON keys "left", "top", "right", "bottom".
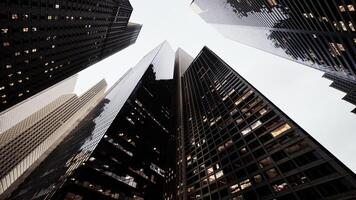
{"left": 6, "top": 42, "right": 177, "bottom": 200}
{"left": 178, "top": 47, "right": 356, "bottom": 200}
{"left": 0, "top": 0, "right": 141, "bottom": 112}
{"left": 191, "top": 0, "right": 356, "bottom": 112}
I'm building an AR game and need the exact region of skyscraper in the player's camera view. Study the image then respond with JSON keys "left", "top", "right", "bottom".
{"left": 6, "top": 42, "right": 177, "bottom": 200}
{"left": 0, "top": 79, "right": 107, "bottom": 198}
{"left": 6, "top": 43, "right": 356, "bottom": 200}
{"left": 177, "top": 46, "right": 356, "bottom": 199}
{"left": 191, "top": 0, "right": 356, "bottom": 112}
{"left": 0, "top": 0, "right": 141, "bottom": 112}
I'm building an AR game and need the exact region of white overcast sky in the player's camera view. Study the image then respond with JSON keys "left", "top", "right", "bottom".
{"left": 75, "top": 0, "right": 356, "bottom": 171}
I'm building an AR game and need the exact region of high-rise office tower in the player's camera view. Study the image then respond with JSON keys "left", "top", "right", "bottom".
{"left": 6, "top": 43, "right": 356, "bottom": 200}
{"left": 177, "top": 47, "right": 356, "bottom": 200}
{"left": 0, "top": 74, "right": 78, "bottom": 134}
{"left": 0, "top": 79, "right": 107, "bottom": 198}
{"left": 7, "top": 42, "right": 177, "bottom": 200}
{"left": 191, "top": 0, "right": 356, "bottom": 112}
{"left": 0, "top": 0, "right": 141, "bottom": 112}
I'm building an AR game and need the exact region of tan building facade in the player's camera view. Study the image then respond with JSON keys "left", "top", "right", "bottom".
{"left": 0, "top": 79, "right": 107, "bottom": 197}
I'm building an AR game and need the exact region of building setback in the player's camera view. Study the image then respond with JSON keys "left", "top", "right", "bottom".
{"left": 0, "top": 0, "right": 141, "bottom": 112}
{"left": 0, "top": 79, "right": 107, "bottom": 198}
{"left": 178, "top": 47, "right": 356, "bottom": 199}
{"left": 323, "top": 73, "right": 356, "bottom": 114}
{"left": 191, "top": 0, "right": 356, "bottom": 112}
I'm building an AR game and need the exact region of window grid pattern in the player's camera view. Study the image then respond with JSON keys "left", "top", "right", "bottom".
{"left": 0, "top": 0, "right": 140, "bottom": 112}
{"left": 181, "top": 47, "right": 356, "bottom": 200}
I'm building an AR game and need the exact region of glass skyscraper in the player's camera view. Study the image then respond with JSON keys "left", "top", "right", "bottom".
{"left": 0, "top": 0, "right": 141, "bottom": 112}
{"left": 191, "top": 0, "right": 356, "bottom": 113}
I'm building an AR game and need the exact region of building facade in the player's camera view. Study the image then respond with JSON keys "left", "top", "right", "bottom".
{"left": 0, "top": 80, "right": 107, "bottom": 198}
{"left": 0, "top": 0, "right": 141, "bottom": 112}
{"left": 191, "top": 0, "right": 356, "bottom": 111}
{"left": 177, "top": 47, "right": 356, "bottom": 200}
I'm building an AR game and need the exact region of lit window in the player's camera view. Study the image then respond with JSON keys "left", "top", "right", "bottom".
{"left": 55, "top": 4, "right": 60, "bottom": 9}
{"left": 23, "top": 27, "right": 29, "bottom": 32}
{"left": 32, "top": 48, "right": 37, "bottom": 52}
{"left": 240, "top": 179, "right": 252, "bottom": 190}
{"left": 32, "top": 27, "right": 37, "bottom": 32}
{"left": 348, "top": 4, "right": 355, "bottom": 11}
{"left": 48, "top": 15, "right": 52, "bottom": 20}
{"left": 271, "top": 123, "right": 291, "bottom": 137}
{"left": 24, "top": 14, "right": 29, "bottom": 19}
{"left": 51, "top": 45, "right": 55, "bottom": 48}
{"left": 349, "top": 22, "right": 355, "bottom": 31}
{"left": 215, "top": 171, "right": 224, "bottom": 179}
{"left": 340, "top": 21, "right": 347, "bottom": 31}
{"left": 339, "top": 5, "right": 346, "bottom": 12}
{"left": 18, "top": 93, "right": 23, "bottom": 97}
{"left": 241, "top": 127, "right": 251, "bottom": 135}
{"left": 24, "top": 50, "right": 29, "bottom": 54}
{"left": 267, "top": 0, "right": 277, "bottom": 7}
{"left": 18, "top": 79, "right": 22, "bottom": 83}
{"left": 12, "top": 14, "right": 18, "bottom": 20}
{"left": 1, "top": 28, "right": 8, "bottom": 34}
{"left": 5, "top": 64, "right": 11, "bottom": 69}
{"left": 1, "top": 94, "right": 6, "bottom": 98}
{"left": 230, "top": 184, "right": 240, "bottom": 194}
{"left": 15, "top": 52, "right": 20, "bottom": 56}
{"left": 259, "top": 108, "right": 267, "bottom": 115}
{"left": 273, "top": 182, "right": 288, "bottom": 192}
{"left": 207, "top": 167, "right": 214, "bottom": 174}
{"left": 208, "top": 175, "right": 215, "bottom": 182}
{"left": 235, "top": 90, "right": 253, "bottom": 106}
{"left": 2, "top": 100, "right": 7, "bottom": 104}
{"left": 0, "top": 86, "right": 5, "bottom": 90}
{"left": 353, "top": 38, "right": 356, "bottom": 44}
{"left": 251, "top": 120, "right": 262, "bottom": 130}
{"left": 3, "top": 42, "right": 10, "bottom": 47}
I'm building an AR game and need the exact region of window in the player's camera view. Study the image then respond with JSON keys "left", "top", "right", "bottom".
{"left": 348, "top": 4, "right": 355, "bottom": 11}
{"left": 55, "top": 4, "right": 60, "bottom": 9}
{"left": 11, "top": 14, "right": 18, "bottom": 20}
{"left": 5, "top": 64, "right": 11, "bottom": 69}
{"left": 1, "top": 28, "right": 8, "bottom": 34}
{"left": 230, "top": 184, "right": 240, "bottom": 194}
{"left": 235, "top": 90, "right": 253, "bottom": 106}
{"left": 240, "top": 179, "right": 252, "bottom": 190}
{"left": 3, "top": 42, "right": 10, "bottom": 47}
{"left": 266, "top": 168, "right": 279, "bottom": 179}
{"left": 349, "top": 22, "right": 355, "bottom": 31}
{"left": 242, "top": 127, "right": 251, "bottom": 136}
{"left": 32, "top": 27, "right": 37, "bottom": 32}
{"left": 23, "top": 27, "right": 29, "bottom": 32}
{"left": 215, "top": 171, "right": 224, "bottom": 179}
{"left": 340, "top": 21, "right": 347, "bottom": 31}
{"left": 272, "top": 182, "right": 288, "bottom": 192}
{"left": 251, "top": 120, "right": 262, "bottom": 130}
{"left": 271, "top": 123, "right": 291, "bottom": 137}
{"left": 339, "top": 5, "right": 346, "bottom": 12}
{"left": 259, "top": 157, "right": 272, "bottom": 168}
{"left": 267, "top": 0, "right": 278, "bottom": 7}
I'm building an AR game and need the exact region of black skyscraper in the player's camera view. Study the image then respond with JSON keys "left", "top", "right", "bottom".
{"left": 177, "top": 47, "right": 356, "bottom": 200}
{"left": 0, "top": 0, "right": 141, "bottom": 112}
{"left": 191, "top": 0, "right": 356, "bottom": 113}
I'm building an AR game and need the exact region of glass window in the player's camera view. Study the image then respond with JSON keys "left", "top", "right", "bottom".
{"left": 271, "top": 123, "right": 291, "bottom": 137}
